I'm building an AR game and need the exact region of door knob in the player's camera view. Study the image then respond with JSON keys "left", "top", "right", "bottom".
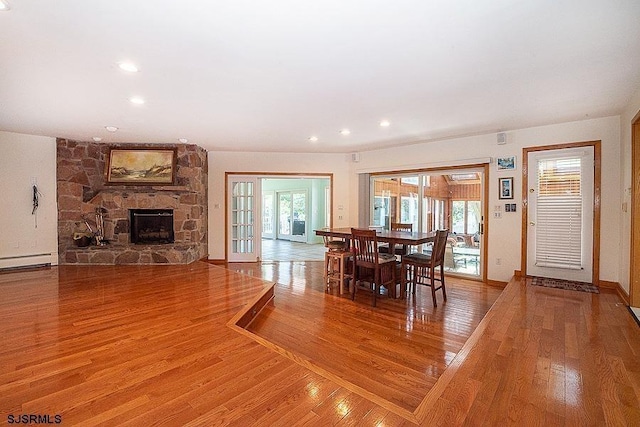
{"left": 529, "top": 222, "right": 535, "bottom": 226}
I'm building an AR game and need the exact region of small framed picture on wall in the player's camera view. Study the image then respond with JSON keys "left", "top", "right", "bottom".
{"left": 498, "top": 177, "right": 514, "bottom": 200}
{"left": 496, "top": 156, "right": 516, "bottom": 171}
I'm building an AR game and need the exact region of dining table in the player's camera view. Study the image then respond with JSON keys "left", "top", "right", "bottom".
{"left": 315, "top": 227, "right": 436, "bottom": 299}
{"left": 315, "top": 227, "right": 435, "bottom": 254}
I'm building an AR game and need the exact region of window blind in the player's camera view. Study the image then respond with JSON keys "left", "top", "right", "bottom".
{"left": 535, "top": 157, "right": 583, "bottom": 269}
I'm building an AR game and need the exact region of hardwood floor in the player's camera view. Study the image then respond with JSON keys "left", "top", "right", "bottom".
{"left": 241, "top": 263, "right": 501, "bottom": 417}
{"left": 1, "top": 262, "right": 639, "bottom": 426}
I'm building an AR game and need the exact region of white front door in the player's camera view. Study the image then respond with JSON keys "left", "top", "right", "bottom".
{"left": 227, "top": 176, "right": 260, "bottom": 262}
{"left": 526, "top": 147, "right": 594, "bottom": 282}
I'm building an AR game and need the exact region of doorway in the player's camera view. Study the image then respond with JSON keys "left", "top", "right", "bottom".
{"left": 522, "top": 141, "right": 601, "bottom": 283}
{"left": 369, "top": 166, "right": 487, "bottom": 280}
{"left": 276, "top": 190, "right": 308, "bottom": 243}
{"left": 631, "top": 116, "right": 640, "bottom": 306}
{"left": 226, "top": 173, "right": 331, "bottom": 262}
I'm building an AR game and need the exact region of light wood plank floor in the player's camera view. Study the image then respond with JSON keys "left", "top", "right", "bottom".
{"left": 1, "top": 262, "right": 639, "bottom": 425}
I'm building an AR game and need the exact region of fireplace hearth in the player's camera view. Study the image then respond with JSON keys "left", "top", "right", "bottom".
{"left": 130, "top": 209, "right": 174, "bottom": 244}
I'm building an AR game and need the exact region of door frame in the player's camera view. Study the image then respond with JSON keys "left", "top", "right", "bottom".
{"left": 369, "top": 162, "right": 489, "bottom": 283}
{"left": 630, "top": 115, "right": 640, "bottom": 306}
{"left": 520, "top": 141, "right": 601, "bottom": 285}
{"left": 225, "top": 172, "right": 333, "bottom": 262}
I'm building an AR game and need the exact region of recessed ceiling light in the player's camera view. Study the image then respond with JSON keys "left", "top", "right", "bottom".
{"left": 308, "top": 136, "right": 318, "bottom": 142}
{"left": 105, "top": 126, "right": 118, "bottom": 132}
{"left": 340, "top": 129, "right": 351, "bottom": 136}
{"left": 178, "top": 138, "right": 188, "bottom": 143}
{"left": 0, "top": 0, "right": 10, "bottom": 11}
{"left": 129, "top": 96, "right": 145, "bottom": 105}
{"left": 92, "top": 137, "right": 102, "bottom": 142}
{"left": 380, "top": 120, "right": 391, "bottom": 127}
{"left": 118, "top": 62, "right": 139, "bottom": 73}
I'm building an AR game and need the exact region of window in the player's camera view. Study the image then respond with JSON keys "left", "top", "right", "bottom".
{"left": 400, "top": 193, "right": 418, "bottom": 228}
{"left": 452, "top": 200, "right": 480, "bottom": 234}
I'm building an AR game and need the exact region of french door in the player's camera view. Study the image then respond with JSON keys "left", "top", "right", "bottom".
{"left": 262, "top": 191, "right": 275, "bottom": 239}
{"left": 227, "top": 176, "right": 260, "bottom": 262}
{"left": 526, "top": 147, "right": 594, "bottom": 282}
{"left": 276, "top": 190, "right": 307, "bottom": 243}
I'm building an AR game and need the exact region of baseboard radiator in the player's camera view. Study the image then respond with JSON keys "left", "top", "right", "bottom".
{"left": 0, "top": 253, "right": 53, "bottom": 271}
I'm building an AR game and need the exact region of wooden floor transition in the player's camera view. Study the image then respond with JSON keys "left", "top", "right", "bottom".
{"left": 238, "top": 262, "right": 502, "bottom": 418}
{"left": 1, "top": 261, "right": 639, "bottom": 425}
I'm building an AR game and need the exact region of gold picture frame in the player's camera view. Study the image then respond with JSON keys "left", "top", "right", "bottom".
{"left": 106, "top": 148, "right": 177, "bottom": 185}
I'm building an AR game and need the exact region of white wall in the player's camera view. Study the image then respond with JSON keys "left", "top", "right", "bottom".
{"left": 0, "top": 131, "right": 58, "bottom": 267}
{"left": 619, "top": 85, "right": 640, "bottom": 294}
{"left": 349, "top": 116, "right": 622, "bottom": 283}
{"left": 207, "top": 151, "right": 351, "bottom": 260}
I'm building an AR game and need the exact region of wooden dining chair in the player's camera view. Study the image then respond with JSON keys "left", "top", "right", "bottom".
{"left": 400, "top": 229, "right": 448, "bottom": 306}
{"left": 350, "top": 228, "right": 397, "bottom": 307}
{"left": 378, "top": 222, "right": 413, "bottom": 255}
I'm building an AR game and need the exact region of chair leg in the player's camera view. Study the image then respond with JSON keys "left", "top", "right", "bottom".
{"left": 372, "top": 272, "right": 378, "bottom": 307}
{"left": 412, "top": 265, "right": 418, "bottom": 296}
{"left": 372, "top": 283, "right": 377, "bottom": 307}
{"left": 440, "top": 265, "right": 447, "bottom": 301}
{"left": 400, "top": 263, "right": 405, "bottom": 299}
{"left": 430, "top": 267, "right": 437, "bottom": 307}
{"left": 351, "top": 266, "right": 357, "bottom": 301}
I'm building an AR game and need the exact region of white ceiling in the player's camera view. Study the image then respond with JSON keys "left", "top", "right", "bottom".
{"left": 1, "top": 1, "right": 639, "bottom": 153}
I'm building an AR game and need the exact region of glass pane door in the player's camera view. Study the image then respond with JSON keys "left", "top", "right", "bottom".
{"left": 262, "top": 192, "right": 274, "bottom": 239}
{"left": 228, "top": 176, "right": 259, "bottom": 262}
{"left": 278, "top": 192, "right": 292, "bottom": 239}
{"left": 370, "top": 169, "right": 485, "bottom": 279}
{"left": 291, "top": 191, "right": 307, "bottom": 242}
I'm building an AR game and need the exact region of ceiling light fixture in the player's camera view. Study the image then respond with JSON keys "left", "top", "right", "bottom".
{"left": 340, "top": 129, "right": 351, "bottom": 136}
{"left": 380, "top": 120, "right": 391, "bottom": 127}
{"left": 92, "top": 137, "right": 102, "bottom": 142}
{"left": 105, "top": 126, "right": 118, "bottom": 132}
{"left": 118, "top": 62, "right": 139, "bottom": 73}
{"left": 0, "top": 1, "right": 10, "bottom": 11}
{"left": 308, "top": 136, "right": 318, "bottom": 142}
{"left": 129, "top": 96, "right": 145, "bottom": 105}
{"left": 178, "top": 138, "right": 188, "bottom": 143}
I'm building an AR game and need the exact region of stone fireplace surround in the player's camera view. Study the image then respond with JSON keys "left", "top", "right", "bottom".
{"left": 57, "top": 139, "right": 208, "bottom": 265}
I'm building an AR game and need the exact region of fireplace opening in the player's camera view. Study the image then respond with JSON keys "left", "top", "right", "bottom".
{"left": 130, "top": 209, "right": 174, "bottom": 244}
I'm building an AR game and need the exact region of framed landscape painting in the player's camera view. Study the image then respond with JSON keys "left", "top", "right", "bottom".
{"left": 106, "top": 148, "right": 176, "bottom": 184}
{"left": 496, "top": 156, "right": 516, "bottom": 170}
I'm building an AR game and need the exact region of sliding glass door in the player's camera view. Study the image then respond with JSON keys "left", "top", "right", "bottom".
{"left": 370, "top": 168, "right": 484, "bottom": 278}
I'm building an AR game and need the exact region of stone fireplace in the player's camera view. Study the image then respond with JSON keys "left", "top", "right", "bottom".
{"left": 57, "top": 139, "right": 208, "bottom": 264}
